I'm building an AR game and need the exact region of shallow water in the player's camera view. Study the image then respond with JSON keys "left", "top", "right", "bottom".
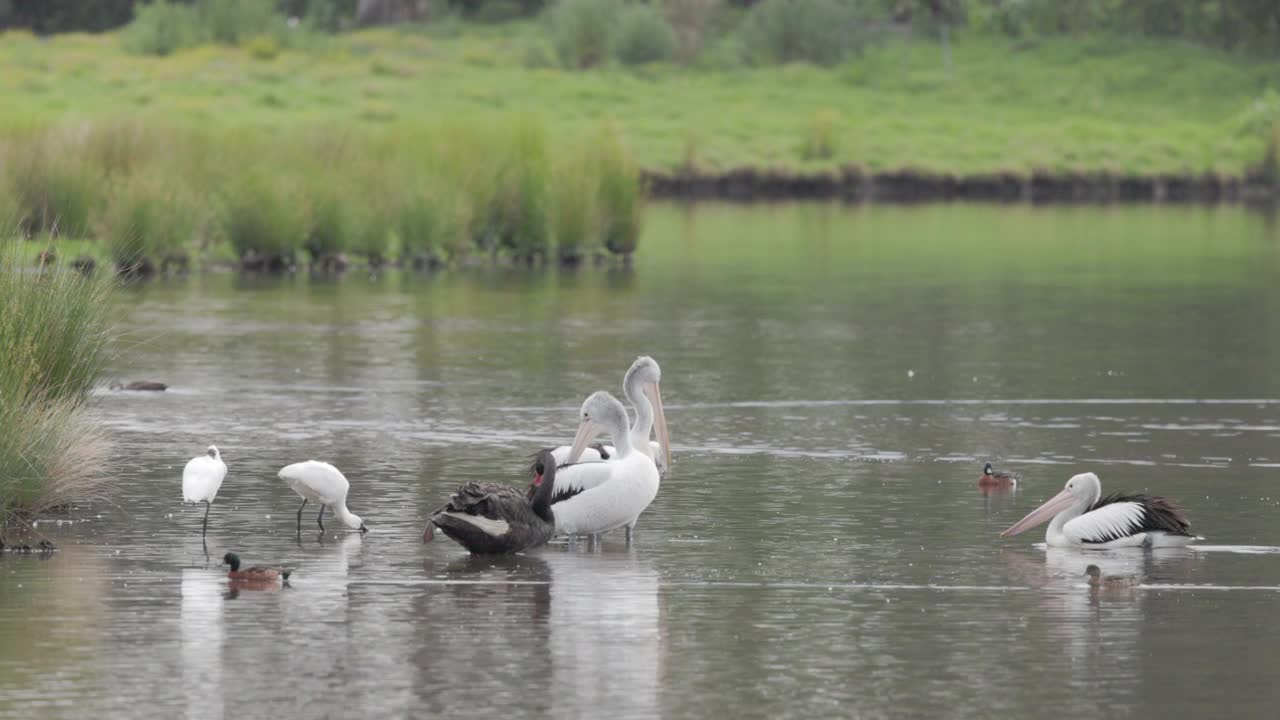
{"left": 4, "top": 203, "right": 1280, "bottom": 717}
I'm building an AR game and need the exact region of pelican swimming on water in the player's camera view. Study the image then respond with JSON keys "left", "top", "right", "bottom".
{"left": 546, "top": 356, "right": 672, "bottom": 477}
{"left": 1001, "top": 472, "right": 1198, "bottom": 548}
{"left": 427, "top": 449, "right": 559, "bottom": 554}
{"left": 183, "top": 445, "right": 227, "bottom": 538}
{"left": 278, "top": 461, "right": 368, "bottom": 535}
{"left": 545, "top": 391, "right": 661, "bottom": 542}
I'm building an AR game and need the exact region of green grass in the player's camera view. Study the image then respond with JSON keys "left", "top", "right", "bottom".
{"left": 0, "top": 239, "right": 113, "bottom": 516}
{"left": 2, "top": 23, "right": 1275, "bottom": 177}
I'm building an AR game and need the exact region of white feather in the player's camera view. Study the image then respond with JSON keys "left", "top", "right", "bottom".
{"left": 441, "top": 512, "right": 511, "bottom": 538}
{"left": 182, "top": 449, "right": 226, "bottom": 504}
{"left": 1062, "top": 502, "right": 1146, "bottom": 544}
{"left": 278, "top": 460, "right": 364, "bottom": 530}
{"left": 550, "top": 454, "right": 659, "bottom": 536}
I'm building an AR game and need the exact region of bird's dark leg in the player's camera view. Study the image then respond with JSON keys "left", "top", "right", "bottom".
{"left": 296, "top": 499, "right": 307, "bottom": 534}
{"left": 625, "top": 524, "right": 634, "bottom": 544}
{"left": 317, "top": 504, "right": 326, "bottom": 532}
{"left": 201, "top": 501, "right": 212, "bottom": 538}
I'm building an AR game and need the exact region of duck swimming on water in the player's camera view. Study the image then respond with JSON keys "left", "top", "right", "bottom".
{"left": 979, "top": 462, "right": 1019, "bottom": 490}
{"left": 1085, "top": 564, "right": 1138, "bottom": 589}
{"left": 223, "top": 553, "right": 293, "bottom": 583}
{"left": 428, "top": 449, "right": 559, "bottom": 555}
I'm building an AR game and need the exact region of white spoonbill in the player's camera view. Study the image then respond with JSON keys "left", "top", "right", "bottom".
{"left": 547, "top": 356, "right": 672, "bottom": 477}
{"left": 544, "top": 391, "right": 660, "bottom": 541}
{"left": 182, "top": 445, "right": 227, "bottom": 538}
{"left": 1001, "top": 472, "right": 1198, "bottom": 549}
{"left": 278, "top": 461, "right": 367, "bottom": 534}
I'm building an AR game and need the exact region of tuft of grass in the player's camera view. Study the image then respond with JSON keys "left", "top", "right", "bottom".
{"left": 0, "top": 238, "right": 114, "bottom": 516}
{"left": 1, "top": 137, "right": 98, "bottom": 238}
{"left": 99, "top": 174, "right": 196, "bottom": 273}
{"left": 201, "top": 0, "right": 282, "bottom": 46}
{"left": 218, "top": 173, "right": 303, "bottom": 264}
{"left": 547, "top": 0, "right": 620, "bottom": 69}
{"left": 592, "top": 125, "right": 645, "bottom": 256}
{"left": 613, "top": 3, "right": 677, "bottom": 66}
{"left": 551, "top": 148, "right": 598, "bottom": 265}
{"left": 740, "top": 0, "right": 866, "bottom": 67}
{"left": 123, "top": 1, "right": 202, "bottom": 57}
{"left": 802, "top": 109, "right": 839, "bottom": 161}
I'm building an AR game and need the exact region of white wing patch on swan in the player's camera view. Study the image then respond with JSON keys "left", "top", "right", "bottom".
{"left": 442, "top": 512, "right": 511, "bottom": 538}
{"left": 1064, "top": 502, "right": 1146, "bottom": 544}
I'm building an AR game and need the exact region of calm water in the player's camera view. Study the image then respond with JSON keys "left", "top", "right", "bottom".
{"left": 4, "top": 203, "right": 1280, "bottom": 718}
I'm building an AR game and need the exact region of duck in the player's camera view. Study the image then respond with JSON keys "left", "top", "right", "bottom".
{"left": 428, "top": 449, "right": 558, "bottom": 555}
{"left": 109, "top": 380, "right": 168, "bottom": 391}
{"left": 277, "top": 460, "right": 367, "bottom": 534}
{"left": 1085, "top": 564, "right": 1138, "bottom": 589}
{"left": 223, "top": 552, "right": 293, "bottom": 583}
{"left": 979, "top": 462, "right": 1019, "bottom": 490}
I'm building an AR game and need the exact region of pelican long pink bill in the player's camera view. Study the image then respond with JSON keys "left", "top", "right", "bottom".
{"left": 567, "top": 416, "right": 606, "bottom": 464}
{"left": 1000, "top": 487, "right": 1077, "bottom": 537}
{"left": 645, "top": 380, "right": 672, "bottom": 469}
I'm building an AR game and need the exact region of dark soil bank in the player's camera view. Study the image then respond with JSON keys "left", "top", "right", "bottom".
{"left": 645, "top": 168, "right": 1278, "bottom": 203}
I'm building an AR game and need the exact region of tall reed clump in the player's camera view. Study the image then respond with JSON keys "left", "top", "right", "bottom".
{"left": 0, "top": 239, "right": 113, "bottom": 516}
{"left": 591, "top": 125, "right": 645, "bottom": 257}
{"left": 123, "top": 0, "right": 202, "bottom": 56}
{"left": 218, "top": 172, "right": 303, "bottom": 270}
{"left": 1, "top": 133, "right": 99, "bottom": 238}
{"left": 99, "top": 174, "right": 197, "bottom": 274}
{"left": 740, "top": 0, "right": 866, "bottom": 66}
{"left": 551, "top": 148, "right": 599, "bottom": 266}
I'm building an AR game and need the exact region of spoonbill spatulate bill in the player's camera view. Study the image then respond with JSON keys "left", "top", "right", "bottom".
{"left": 182, "top": 445, "right": 227, "bottom": 538}
{"left": 1000, "top": 472, "right": 1198, "bottom": 549}
{"left": 277, "top": 461, "right": 367, "bottom": 534}
{"left": 428, "top": 449, "right": 559, "bottom": 555}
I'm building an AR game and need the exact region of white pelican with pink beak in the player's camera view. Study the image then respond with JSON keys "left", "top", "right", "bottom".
{"left": 548, "top": 356, "right": 671, "bottom": 477}
{"left": 1001, "top": 472, "right": 1199, "bottom": 549}
{"left": 544, "top": 391, "right": 663, "bottom": 541}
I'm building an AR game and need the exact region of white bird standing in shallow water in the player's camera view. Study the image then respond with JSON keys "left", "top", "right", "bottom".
{"left": 277, "top": 461, "right": 367, "bottom": 535}
{"left": 545, "top": 391, "right": 661, "bottom": 542}
{"left": 182, "top": 445, "right": 227, "bottom": 538}
{"left": 1001, "top": 472, "right": 1199, "bottom": 549}
{"left": 547, "top": 356, "right": 671, "bottom": 477}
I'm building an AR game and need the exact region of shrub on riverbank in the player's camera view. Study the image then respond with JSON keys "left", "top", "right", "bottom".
{"left": 0, "top": 240, "right": 113, "bottom": 516}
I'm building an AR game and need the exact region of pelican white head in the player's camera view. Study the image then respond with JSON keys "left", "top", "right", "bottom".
{"left": 568, "top": 391, "right": 631, "bottom": 463}
{"left": 1001, "top": 472, "right": 1100, "bottom": 537}
{"left": 624, "top": 356, "right": 672, "bottom": 472}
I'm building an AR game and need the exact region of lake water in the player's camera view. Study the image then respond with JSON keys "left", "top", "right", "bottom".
{"left": 4, "top": 202, "right": 1280, "bottom": 718}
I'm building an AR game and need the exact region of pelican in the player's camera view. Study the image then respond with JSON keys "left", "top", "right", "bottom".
{"left": 547, "top": 356, "right": 672, "bottom": 477}
{"left": 427, "top": 449, "right": 558, "bottom": 555}
{"left": 979, "top": 462, "right": 1018, "bottom": 490}
{"left": 1001, "top": 472, "right": 1198, "bottom": 548}
{"left": 277, "top": 461, "right": 368, "bottom": 534}
{"left": 182, "top": 445, "right": 227, "bottom": 538}
{"left": 544, "top": 391, "right": 660, "bottom": 541}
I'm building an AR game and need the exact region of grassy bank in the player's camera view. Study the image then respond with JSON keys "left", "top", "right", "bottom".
{"left": 0, "top": 240, "right": 113, "bottom": 517}
{"left": 4, "top": 21, "right": 1279, "bottom": 176}
{"left": 2, "top": 18, "right": 1280, "bottom": 267}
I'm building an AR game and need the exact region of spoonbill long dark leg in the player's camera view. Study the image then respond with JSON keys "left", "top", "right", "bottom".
{"left": 295, "top": 498, "right": 308, "bottom": 533}
{"left": 625, "top": 523, "right": 634, "bottom": 544}
{"left": 201, "top": 500, "right": 212, "bottom": 538}
{"left": 317, "top": 504, "right": 326, "bottom": 532}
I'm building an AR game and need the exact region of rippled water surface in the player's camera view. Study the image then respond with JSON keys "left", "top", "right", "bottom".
{"left": 5, "top": 203, "right": 1280, "bottom": 718}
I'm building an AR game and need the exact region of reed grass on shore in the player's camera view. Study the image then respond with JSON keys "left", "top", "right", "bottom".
{"left": 0, "top": 239, "right": 113, "bottom": 516}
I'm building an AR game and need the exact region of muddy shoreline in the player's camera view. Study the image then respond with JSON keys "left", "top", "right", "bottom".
{"left": 645, "top": 168, "right": 1278, "bottom": 203}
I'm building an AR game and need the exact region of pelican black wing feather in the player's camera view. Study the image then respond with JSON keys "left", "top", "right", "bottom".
{"left": 1083, "top": 492, "right": 1193, "bottom": 543}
